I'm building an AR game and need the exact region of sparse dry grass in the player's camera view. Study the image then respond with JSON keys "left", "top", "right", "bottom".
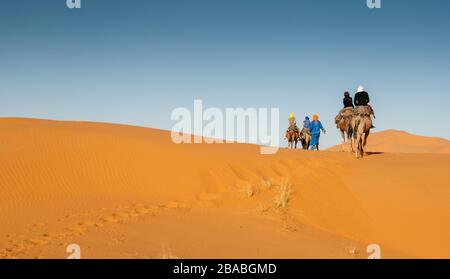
{"left": 259, "top": 179, "right": 273, "bottom": 189}
{"left": 274, "top": 180, "right": 292, "bottom": 208}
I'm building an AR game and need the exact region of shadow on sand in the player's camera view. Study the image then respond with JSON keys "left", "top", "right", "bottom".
{"left": 365, "top": 151, "right": 384, "bottom": 156}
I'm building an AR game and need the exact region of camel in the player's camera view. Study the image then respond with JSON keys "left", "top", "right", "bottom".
{"left": 352, "top": 106, "right": 372, "bottom": 159}
{"left": 285, "top": 129, "right": 299, "bottom": 149}
{"left": 299, "top": 129, "right": 311, "bottom": 150}
{"left": 336, "top": 108, "right": 354, "bottom": 152}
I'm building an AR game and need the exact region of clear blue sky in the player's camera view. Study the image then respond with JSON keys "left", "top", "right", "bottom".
{"left": 1, "top": 0, "right": 449, "bottom": 148}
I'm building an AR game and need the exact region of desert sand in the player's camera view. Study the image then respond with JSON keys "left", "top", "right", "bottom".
{"left": 0, "top": 118, "right": 449, "bottom": 259}
{"left": 328, "top": 129, "right": 450, "bottom": 154}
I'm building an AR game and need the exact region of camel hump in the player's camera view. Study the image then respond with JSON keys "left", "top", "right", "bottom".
{"left": 342, "top": 107, "right": 354, "bottom": 114}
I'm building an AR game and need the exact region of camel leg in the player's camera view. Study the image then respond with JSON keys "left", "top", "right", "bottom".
{"left": 360, "top": 132, "right": 366, "bottom": 158}
{"left": 363, "top": 130, "right": 370, "bottom": 156}
{"left": 360, "top": 133, "right": 366, "bottom": 158}
{"left": 352, "top": 122, "right": 359, "bottom": 157}
{"left": 349, "top": 130, "right": 354, "bottom": 153}
{"left": 300, "top": 136, "right": 306, "bottom": 150}
{"left": 340, "top": 130, "right": 346, "bottom": 152}
{"left": 355, "top": 133, "right": 362, "bottom": 159}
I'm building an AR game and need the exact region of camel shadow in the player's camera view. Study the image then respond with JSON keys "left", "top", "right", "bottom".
{"left": 365, "top": 151, "right": 384, "bottom": 156}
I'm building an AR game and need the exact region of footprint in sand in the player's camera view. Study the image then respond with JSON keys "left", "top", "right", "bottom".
{"left": 101, "top": 216, "right": 119, "bottom": 224}
{"left": 65, "top": 226, "right": 89, "bottom": 237}
{"left": 1, "top": 199, "right": 195, "bottom": 259}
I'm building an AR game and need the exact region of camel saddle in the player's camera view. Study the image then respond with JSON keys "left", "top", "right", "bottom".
{"left": 301, "top": 128, "right": 311, "bottom": 135}
{"left": 335, "top": 107, "right": 354, "bottom": 124}
{"left": 287, "top": 124, "right": 299, "bottom": 133}
{"left": 354, "top": 105, "right": 372, "bottom": 117}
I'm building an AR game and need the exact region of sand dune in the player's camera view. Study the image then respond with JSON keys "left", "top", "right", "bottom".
{"left": 329, "top": 129, "right": 450, "bottom": 154}
{"left": 0, "top": 118, "right": 449, "bottom": 259}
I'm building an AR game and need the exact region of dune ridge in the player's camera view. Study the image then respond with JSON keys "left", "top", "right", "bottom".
{"left": 328, "top": 129, "right": 450, "bottom": 154}
{"left": 1, "top": 118, "right": 449, "bottom": 259}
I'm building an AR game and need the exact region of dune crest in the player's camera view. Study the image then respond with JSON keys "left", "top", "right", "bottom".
{"left": 329, "top": 129, "right": 450, "bottom": 154}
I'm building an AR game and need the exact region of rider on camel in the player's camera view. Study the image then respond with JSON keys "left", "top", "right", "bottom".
{"left": 335, "top": 91, "right": 355, "bottom": 127}
{"left": 285, "top": 113, "right": 299, "bottom": 139}
{"left": 302, "top": 116, "right": 311, "bottom": 134}
{"left": 354, "top": 85, "right": 375, "bottom": 128}
{"left": 343, "top": 91, "right": 354, "bottom": 108}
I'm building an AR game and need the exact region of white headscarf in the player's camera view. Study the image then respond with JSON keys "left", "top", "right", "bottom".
{"left": 357, "top": 85, "right": 365, "bottom": 93}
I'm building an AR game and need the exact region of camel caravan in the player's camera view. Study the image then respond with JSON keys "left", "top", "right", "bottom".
{"left": 285, "top": 113, "right": 312, "bottom": 150}
{"left": 285, "top": 114, "right": 325, "bottom": 151}
{"left": 285, "top": 85, "right": 375, "bottom": 159}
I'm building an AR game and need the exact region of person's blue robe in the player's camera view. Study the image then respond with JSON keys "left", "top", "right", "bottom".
{"left": 309, "top": 120, "right": 324, "bottom": 149}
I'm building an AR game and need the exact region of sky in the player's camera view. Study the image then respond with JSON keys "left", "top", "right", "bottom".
{"left": 1, "top": 0, "right": 449, "bottom": 148}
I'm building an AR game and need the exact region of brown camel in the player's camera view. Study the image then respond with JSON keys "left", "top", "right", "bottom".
{"left": 299, "top": 129, "right": 311, "bottom": 150}
{"left": 285, "top": 130, "right": 299, "bottom": 149}
{"left": 352, "top": 106, "right": 372, "bottom": 159}
{"left": 336, "top": 108, "right": 354, "bottom": 152}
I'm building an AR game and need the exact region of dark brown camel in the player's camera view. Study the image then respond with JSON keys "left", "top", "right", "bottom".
{"left": 285, "top": 130, "right": 299, "bottom": 149}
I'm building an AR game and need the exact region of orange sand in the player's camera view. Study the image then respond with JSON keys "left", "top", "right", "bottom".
{"left": 329, "top": 129, "right": 450, "bottom": 154}
{"left": 0, "top": 118, "right": 449, "bottom": 259}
